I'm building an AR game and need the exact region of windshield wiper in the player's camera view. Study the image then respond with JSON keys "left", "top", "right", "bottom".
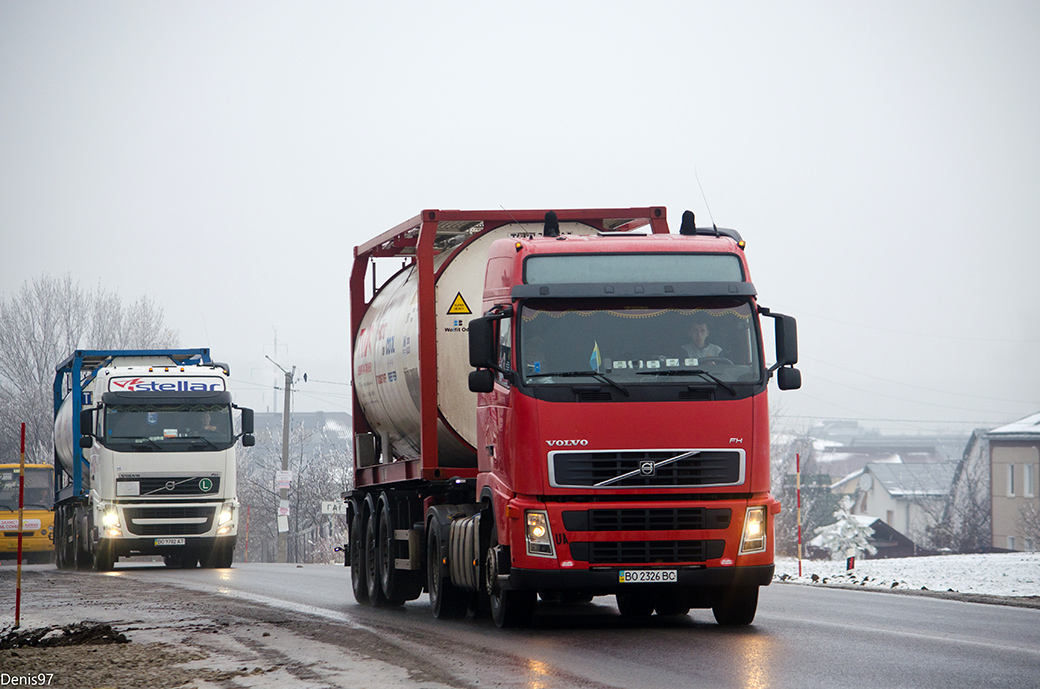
{"left": 183, "top": 436, "right": 221, "bottom": 450}
{"left": 528, "top": 370, "right": 629, "bottom": 396}
{"left": 637, "top": 369, "right": 736, "bottom": 395}
{"left": 127, "top": 437, "right": 163, "bottom": 451}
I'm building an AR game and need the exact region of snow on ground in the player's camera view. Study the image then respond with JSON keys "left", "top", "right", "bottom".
{"left": 774, "top": 552, "right": 1040, "bottom": 598}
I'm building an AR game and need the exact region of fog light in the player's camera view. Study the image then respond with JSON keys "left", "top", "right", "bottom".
{"left": 525, "top": 510, "right": 555, "bottom": 557}
{"left": 217, "top": 526, "right": 230, "bottom": 535}
{"left": 106, "top": 528, "right": 121, "bottom": 537}
{"left": 739, "top": 506, "right": 767, "bottom": 554}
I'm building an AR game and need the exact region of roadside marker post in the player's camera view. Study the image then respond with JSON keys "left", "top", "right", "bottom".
{"left": 15, "top": 422, "right": 26, "bottom": 629}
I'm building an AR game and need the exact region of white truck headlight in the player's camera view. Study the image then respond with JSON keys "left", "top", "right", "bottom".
{"left": 218, "top": 504, "right": 235, "bottom": 526}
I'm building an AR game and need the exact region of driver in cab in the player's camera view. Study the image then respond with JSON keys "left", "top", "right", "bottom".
{"left": 683, "top": 317, "right": 722, "bottom": 360}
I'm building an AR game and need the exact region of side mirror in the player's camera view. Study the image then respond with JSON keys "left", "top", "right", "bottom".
{"left": 79, "top": 408, "right": 94, "bottom": 435}
{"left": 241, "top": 435, "right": 255, "bottom": 447}
{"left": 240, "top": 408, "right": 254, "bottom": 435}
{"left": 468, "top": 317, "right": 496, "bottom": 369}
{"left": 468, "top": 369, "right": 495, "bottom": 393}
{"left": 775, "top": 315, "right": 798, "bottom": 366}
{"left": 79, "top": 435, "right": 94, "bottom": 449}
{"left": 777, "top": 366, "right": 802, "bottom": 390}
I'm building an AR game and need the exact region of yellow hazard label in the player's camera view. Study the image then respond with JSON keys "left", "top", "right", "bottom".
{"left": 447, "top": 292, "right": 472, "bottom": 315}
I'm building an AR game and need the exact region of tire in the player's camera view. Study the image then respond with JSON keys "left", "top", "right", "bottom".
{"left": 350, "top": 504, "right": 370, "bottom": 605}
{"left": 616, "top": 590, "right": 655, "bottom": 617}
{"left": 365, "top": 502, "right": 391, "bottom": 606}
{"left": 427, "top": 523, "right": 469, "bottom": 619}
{"left": 92, "top": 539, "right": 115, "bottom": 572}
{"left": 377, "top": 499, "right": 407, "bottom": 606}
{"left": 485, "top": 526, "right": 536, "bottom": 628}
{"left": 712, "top": 586, "right": 759, "bottom": 626}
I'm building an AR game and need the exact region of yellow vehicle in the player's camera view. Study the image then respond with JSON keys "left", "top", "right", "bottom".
{"left": 0, "top": 463, "right": 55, "bottom": 563}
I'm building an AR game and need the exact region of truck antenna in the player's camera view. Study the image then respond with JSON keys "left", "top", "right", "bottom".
{"left": 695, "top": 168, "right": 719, "bottom": 236}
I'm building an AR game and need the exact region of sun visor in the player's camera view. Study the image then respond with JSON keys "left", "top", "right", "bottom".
{"left": 101, "top": 390, "right": 232, "bottom": 406}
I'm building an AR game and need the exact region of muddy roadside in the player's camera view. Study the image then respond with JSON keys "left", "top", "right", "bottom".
{"left": 1, "top": 566, "right": 468, "bottom": 689}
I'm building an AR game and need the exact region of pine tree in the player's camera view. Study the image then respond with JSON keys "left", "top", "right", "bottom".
{"left": 814, "top": 495, "right": 878, "bottom": 561}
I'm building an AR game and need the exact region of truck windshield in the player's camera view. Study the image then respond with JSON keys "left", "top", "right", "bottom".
{"left": 102, "top": 404, "right": 234, "bottom": 452}
{"left": 519, "top": 298, "right": 762, "bottom": 387}
{"left": 0, "top": 466, "right": 54, "bottom": 510}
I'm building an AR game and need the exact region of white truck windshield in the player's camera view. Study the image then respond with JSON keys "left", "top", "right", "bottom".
{"left": 103, "top": 404, "right": 234, "bottom": 452}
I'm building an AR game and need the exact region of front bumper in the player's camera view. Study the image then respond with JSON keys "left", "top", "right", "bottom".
{"left": 502, "top": 563, "right": 774, "bottom": 593}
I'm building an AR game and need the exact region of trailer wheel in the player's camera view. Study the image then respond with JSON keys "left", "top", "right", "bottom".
{"left": 364, "top": 501, "right": 391, "bottom": 606}
{"left": 712, "top": 586, "right": 758, "bottom": 626}
{"left": 92, "top": 538, "right": 115, "bottom": 571}
{"left": 376, "top": 499, "right": 408, "bottom": 606}
{"left": 485, "top": 527, "right": 535, "bottom": 628}
{"left": 349, "top": 503, "right": 369, "bottom": 604}
{"left": 427, "top": 523, "right": 468, "bottom": 619}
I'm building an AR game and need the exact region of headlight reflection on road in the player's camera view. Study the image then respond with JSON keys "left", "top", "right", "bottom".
{"left": 738, "top": 631, "right": 776, "bottom": 689}
{"left": 525, "top": 658, "right": 550, "bottom": 689}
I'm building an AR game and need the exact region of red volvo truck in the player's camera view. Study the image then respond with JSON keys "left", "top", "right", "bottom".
{"left": 346, "top": 207, "right": 800, "bottom": 627}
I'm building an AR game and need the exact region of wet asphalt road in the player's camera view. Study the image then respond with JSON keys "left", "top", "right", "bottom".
{"left": 108, "top": 562, "right": 1039, "bottom": 689}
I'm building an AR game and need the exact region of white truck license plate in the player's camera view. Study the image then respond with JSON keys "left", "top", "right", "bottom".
{"left": 619, "top": 569, "right": 677, "bottom": 583}
{"left": 154, "top": 537, "right": 186, "bottom": 546}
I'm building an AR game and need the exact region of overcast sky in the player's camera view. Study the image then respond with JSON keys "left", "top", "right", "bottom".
{"left": 2, "top": 1, "right": 1037, "bottom": 435}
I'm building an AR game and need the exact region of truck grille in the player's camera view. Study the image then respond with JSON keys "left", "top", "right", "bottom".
{"left": 123, "top": 506, "right": 215, "bottom": 536}
{"left": 118, "top": 476, "right": 221, "bottom": 497}
{"left": 562, "top": 508, "right": 731, "bottom": 531}
{"left": 569, "top": 539, "right": 726, "bottom": 564}
{"left": 549, "top": 450, "right": 742, "bottom": 488}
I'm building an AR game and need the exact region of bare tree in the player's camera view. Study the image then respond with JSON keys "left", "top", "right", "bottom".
{"left": 236, "top": 415, "right": 351, "bottom": 564}
{"left": 0, "top": 273, "right": 177, "bottom": 463}
{"left": 930, "top": 431, "right": 992, "bottom": 553}
{"left": 1017, "top": 503, "right": 1040, "bottom": 550}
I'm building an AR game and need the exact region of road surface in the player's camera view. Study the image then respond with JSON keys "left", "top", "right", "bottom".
{"left": 97, "top": 561, "right": 1040, "bottom": 689}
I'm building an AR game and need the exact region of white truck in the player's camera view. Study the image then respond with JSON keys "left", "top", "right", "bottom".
{"left": 53, "top": 349, "right": 254, "bottom": 571}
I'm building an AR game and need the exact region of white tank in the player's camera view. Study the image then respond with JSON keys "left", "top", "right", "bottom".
{"left": 353, "top": 222, "right": 600, "bottom": 466}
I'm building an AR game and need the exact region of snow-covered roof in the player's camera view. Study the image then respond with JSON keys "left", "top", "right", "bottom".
{"left": 987, "top": 411, "right": 1040, "bottom": 438}
{"left": 866, "top": 462, "right": 957, "bottom": 498}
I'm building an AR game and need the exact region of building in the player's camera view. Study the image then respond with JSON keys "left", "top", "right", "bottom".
{"left": 987, "top": 412, "right": 1040, "bottom": 552}
{"left": 833, "top": 462, "right": 956, "bottom": 551}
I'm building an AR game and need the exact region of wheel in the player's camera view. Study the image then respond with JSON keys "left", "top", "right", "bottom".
{"left": 427, "top": 523, "right": 469, "bottom": 619}
{"left": 712, "top": 586, "right": 759, "bottom": 626}
{"left": 616, "top": 590, "right": 655, "bottom": 617}
{"left": 485, "top": 526, "right": 536, "bottom": 628}
{"left": 364, "top": 503, "right": 392, "bottom": 606}
{"left": 350, "top": 504, "right": 370, "bottom": 605}
{"left": 377, "top": 499, "right": 407, "bottom": 606}
{"left": 92, "top": 539, "right": 115, "bottom": 571}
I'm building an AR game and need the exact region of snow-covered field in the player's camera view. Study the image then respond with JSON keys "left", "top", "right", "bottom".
{"left": 774, "top": 552, "right": 1040, "bottom": 598}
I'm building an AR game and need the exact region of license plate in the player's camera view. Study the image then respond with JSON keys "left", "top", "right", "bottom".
{"left": 619, "top": 569, "right": 677, "bottom": 583}
{"left": 154, "top": 538, "right": 186, "bottom": 546}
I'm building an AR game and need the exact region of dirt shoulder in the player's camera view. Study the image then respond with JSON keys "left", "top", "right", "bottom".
{"left": 0, "top": 566, "right": 469, "bottom": 689}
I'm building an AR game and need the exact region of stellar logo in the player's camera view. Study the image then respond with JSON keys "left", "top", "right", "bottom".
{"left": 111, "top": 377, "right": 224, "bottom": 392}
{"left": 546, "top": 439, "right": 588, "bottom": 447}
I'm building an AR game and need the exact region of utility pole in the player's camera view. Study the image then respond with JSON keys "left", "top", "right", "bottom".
{"left": 267, "top": 356, "right": 295, "bottom": 564}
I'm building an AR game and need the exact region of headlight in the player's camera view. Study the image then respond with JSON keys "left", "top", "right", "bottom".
{"left": 739, "top": 506, "right": 767, "bottom": 554}
{"left": 101, "top": 508, "right": 120, "bottom": 528}
{"left": 525, "top": 510, "right": 556, "bottom": 557}
{"left": 218, "top": 505, "right": 235, "bottom": 526}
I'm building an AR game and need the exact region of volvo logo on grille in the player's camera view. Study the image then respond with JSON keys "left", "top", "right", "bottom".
{"left": 164, "top": 481, "right": 176, "bottom": 491}
{"left": 639, "top": 460, "right": 656, "bottom": 476}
